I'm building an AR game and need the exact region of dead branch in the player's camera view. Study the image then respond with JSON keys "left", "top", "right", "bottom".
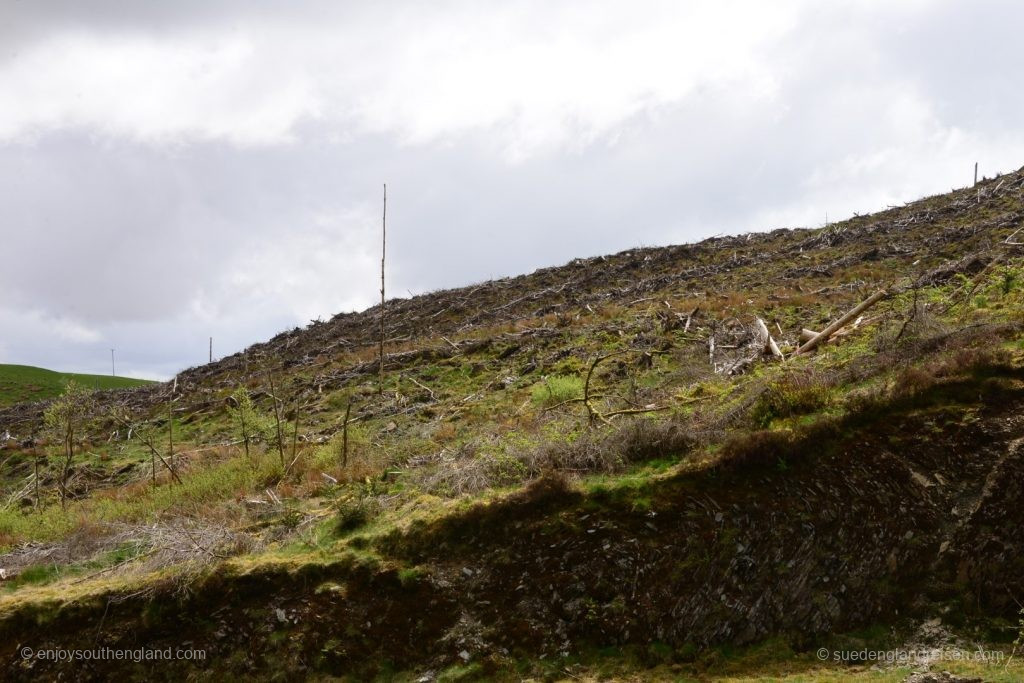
{"left": 604, "top": 405, "right": 670, "bottom": 420}
{"left": 684, "top": 306, "right": 698, "bottom": 333}
{"left": 405, "top": 374, "right": 436, "bottom": 399}
{"left": 541, "top": 394, "right": 607, "bottom": 413}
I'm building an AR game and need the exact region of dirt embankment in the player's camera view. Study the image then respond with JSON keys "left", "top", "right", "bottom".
{"left": 2, "top": 371, "right": 1022, "bottom": 680}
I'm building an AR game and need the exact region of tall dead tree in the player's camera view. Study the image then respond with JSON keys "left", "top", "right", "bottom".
{"left": 267, "top": 374, "right": 286, "bottom": 466}
{"left": 168, "top": 392, "right": 174, "bottom": 470}
{"left": 341, "top": 399, "right": 352, "bottom": 468}
{"left": 379, "top": 183, "right": 387, "bottom": 395}
{"left": 110, "top": 409, "right": 182, "bottom": 486}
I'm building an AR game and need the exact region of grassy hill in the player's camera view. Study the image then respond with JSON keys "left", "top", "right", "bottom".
{"left": 0, "top": 364, "right": 154, "bottom": 409}
{"left": 1, "top": 169, "right": 1024, "bottom": 680}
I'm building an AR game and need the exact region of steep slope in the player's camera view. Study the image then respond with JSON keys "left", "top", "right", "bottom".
{"left": 1, "top": 169, "right": 1024, "bottom": 681}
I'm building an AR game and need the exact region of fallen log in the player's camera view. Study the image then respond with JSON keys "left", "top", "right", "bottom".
{"left": 792, "top": 289, "right": 889, "bottom": 356}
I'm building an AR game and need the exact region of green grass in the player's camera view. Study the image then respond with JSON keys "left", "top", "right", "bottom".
{"left": 0, "top": 364, "right": 155, "bottom": 407}
{"left": 530, "top": 374, "right": 584, "bottom": 406}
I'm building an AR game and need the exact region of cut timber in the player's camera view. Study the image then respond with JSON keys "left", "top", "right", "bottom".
{"left": 800, "top": 328, "right": 819, "bottom": 343}
{"left": 793, "top": 289, "right": 889, "bottom": 356}
{"left": 755, "top": 318, "right": 784, "bottom": 359}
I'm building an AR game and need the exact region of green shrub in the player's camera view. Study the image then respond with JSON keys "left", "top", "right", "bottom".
{"left": 335, "top": 499, "right": 370, "bottom": 533}
{"left": 750, "top": 372, "right": 831, "bottom": 428}
{"left": 397, "top": 566, "right": 423, "bottom": 587}
{"left": 483, "top": 451, "right": 529, "bottom": 487}
{"left": 530, "top": 375, "right": 583, "bottom": 407}
{"left": 1001, "top": 267, "right": 1019, "bottom": 295}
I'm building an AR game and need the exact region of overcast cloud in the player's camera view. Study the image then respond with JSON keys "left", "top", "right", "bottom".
{"left": 1, "top": 0, "right": 1022, "bottom": 380}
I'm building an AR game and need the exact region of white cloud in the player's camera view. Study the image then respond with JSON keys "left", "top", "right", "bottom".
{"left": 0, "top": 1, "right": 801, "bottom": 158}
{"left": 0, "top": 32, "right": 318, "bottom": 146}
{"left": 213, "top": 204, "right": 381, "bottom": 322}
{"left": 49, "top": 316, "right": 103, "bottom": 344}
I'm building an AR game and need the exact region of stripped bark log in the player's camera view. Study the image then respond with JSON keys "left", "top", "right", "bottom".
{"left": 792, "top": 289, "right": 889, "bottom": 356}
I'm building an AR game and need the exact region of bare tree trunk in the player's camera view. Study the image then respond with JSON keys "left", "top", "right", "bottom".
{"left": 239, "top": 403, "right": 250, "bottom": 461}
{"left": 34, "top": 453, "right": 40, "bottom": 513}
{"left": 341, "top": 399, "right": 352, "bottom": 468}
{"left": 290, "top": 398, "right": 301, "bottom": 464}
{"left": 60, "top": 426, "right": 73, "bottom": 510}
{"left": 268, "top": 374, "right": 285, "bottom": 466}
{"left": 142, "top": 442, "right": 183, "bottom": 485}
{"left": 379, "top": 183, "right": 387, "bottom": 395}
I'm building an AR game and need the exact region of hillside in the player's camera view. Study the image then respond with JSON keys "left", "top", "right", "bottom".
{"left": 0, "top": 365, "right": 154, "bottom": 409}
{"left": 1, "top": 169, "right": 1024, "bottom": 681}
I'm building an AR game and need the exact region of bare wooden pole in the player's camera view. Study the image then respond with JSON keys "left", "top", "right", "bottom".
{"left": 379, "top": 183, "right": 387, "bottom": 395}
{"left": 110, "top": 349, "right": 115, "bottom": 377}
{"left": 167, "top": 395, "right": 174, "bottom": 471}
{"left": 34, "top": 452, "right": 40, "bottom": 513}
{"left": 209, "top": 337, "right": 213, "bottom": 363}
{"left": 974, "top": 162, "right": 978, "bottom": 187}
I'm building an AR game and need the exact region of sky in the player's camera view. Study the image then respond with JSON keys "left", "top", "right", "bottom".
{"left": 1, "top": 0, "right": 1023, "bottom": 381}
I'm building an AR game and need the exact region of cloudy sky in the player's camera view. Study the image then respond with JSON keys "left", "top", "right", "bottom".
{"left": 2, "top": 0, "right": 1022, "bottom": 380}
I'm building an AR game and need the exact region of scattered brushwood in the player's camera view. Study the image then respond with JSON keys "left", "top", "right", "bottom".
{"left": 416, "top": 416, "right": 700, "bottom": 497}
{"left": 578, "top": 350, "right": 671, "bottom": 425}
{"left": 538, "top": 349, "right": 673, "bottom": 426}
{"left": 520, "top": 417, "right": 699, "bottom": 473}
{"left": 708, "top": 317, "right": 785, "bottom": 375}
{"left": 114, "top": 521, "right": 256, "bottom": 587}
{"left": 0, "top": 520, "right": 256, "bottom": 589}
